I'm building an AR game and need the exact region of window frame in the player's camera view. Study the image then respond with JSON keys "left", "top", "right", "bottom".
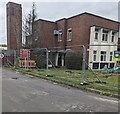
{"left": 94, "top": 28, "right": 99, "bottom": 40}
{"left": 111, "top": 32, "right": 115, "bottom": 42}
{"left": 58, "top": 29, "right": 62, "bottom": 42}
{"left": 67, "top": 28, "right": 72, "bottom": 41}
{"left": 101, "top": 51, "right": 107, "bottom": 61}
{"left": 95, "top": 32, "right": 99, "bottom": 40}
{"left": 110, "top": 52, "right": 113, "bottom": 61}
{"left": 102, "top": 30, "right": 108, "bottom": 42}
{"left": 93, "top": 50, "right": 97, "bottom": 61}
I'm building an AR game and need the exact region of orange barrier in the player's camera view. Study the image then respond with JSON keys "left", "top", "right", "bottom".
{"left": 19, "top": 60, "right": 36, "bottom": 68}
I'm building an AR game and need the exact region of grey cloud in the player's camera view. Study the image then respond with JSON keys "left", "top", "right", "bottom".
{"left": 92, "top": 2, "right": 118, "bottom": 21}
{"left": 36, "top": 2, "right": 118, "bottom": 21}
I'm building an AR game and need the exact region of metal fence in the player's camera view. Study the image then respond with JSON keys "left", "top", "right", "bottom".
{"left": 1, "top": 45, "right": 120, "bottom": 93}
{"left": 2, "top": 45, "right": 120, "bottom": 71}
{"left": 2, "top": 50, "right": 20, "bottom": 67}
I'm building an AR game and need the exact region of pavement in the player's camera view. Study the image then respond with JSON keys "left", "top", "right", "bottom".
{"left": 2, "top": 68, "right": 119, "bottom": 112}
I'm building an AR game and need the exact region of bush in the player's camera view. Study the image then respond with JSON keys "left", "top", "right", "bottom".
{"left": 65, "top": 51, "right": 83, "bottom": 70}
{"left": 30, "top": 49, "right": 46, "bottom": 68}
{"left": 48, "top": 53, "right": 56, "bottom": 66}
{"left": 36, "top": 54, "right": 46, "bottom": 68}
{"left": 30, "top": 49, "right": 56, "bottom": 69}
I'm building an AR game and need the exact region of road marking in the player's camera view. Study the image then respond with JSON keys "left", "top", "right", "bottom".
{"left": 92, "top": 96, "right": 118, "bottom": 104}
{"left": 32, "top": 91, "right": 49, "bottom": 96}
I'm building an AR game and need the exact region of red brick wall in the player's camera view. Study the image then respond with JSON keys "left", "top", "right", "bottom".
{"left": 34, "top": 20, "right": 57, "bottom": 49}
{"left": 66, "top": 14, "right": 88, "bottom": 53}
{"left": 7, "top": 2, "right": 22, "bottom": 50}
{"left": 56, "top": 19, "right": 67, "bottom": 49}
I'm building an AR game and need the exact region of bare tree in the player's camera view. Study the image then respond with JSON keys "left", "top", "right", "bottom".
{"left": 22, "top": 2, "right": 37, "bottom": 48}
{"left": 22, "top": 13, "right": 32, "bottom": 48}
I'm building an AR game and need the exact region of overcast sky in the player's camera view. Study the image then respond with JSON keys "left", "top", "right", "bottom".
{"left": 0, "top": 0, "right": 119, "bottom": 44}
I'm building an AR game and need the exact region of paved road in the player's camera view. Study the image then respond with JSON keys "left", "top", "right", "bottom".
{"left": 2, "top": 68, "right": 119, "bottom": 112}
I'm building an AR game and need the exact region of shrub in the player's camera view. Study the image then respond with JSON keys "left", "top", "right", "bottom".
{"left": 30, "top": 49, "right": 56, "bottom": 68}
{"left": 65, "top": 51, "right": 83, "bottom": 70}
{"left": 48, "top": 53, "right": 56, "bottom": 66}
{"left": 30, "top": 49, "right": 46, "bottom": 68}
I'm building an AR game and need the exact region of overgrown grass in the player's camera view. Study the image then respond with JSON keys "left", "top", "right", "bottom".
{"left": 13, "top": 67, "right": 119, "bottom": 96}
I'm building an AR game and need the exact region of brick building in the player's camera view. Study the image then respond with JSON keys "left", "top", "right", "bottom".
{"left": 26, "top": 12, "right": 119, "bottom": 69}
{"left": 6, "top": 2, "right": 22, "bottom": 50}
{"left": 7, "top": 2, "right": 119, "bottom": 69}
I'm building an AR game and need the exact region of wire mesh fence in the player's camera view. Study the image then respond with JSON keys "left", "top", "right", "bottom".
{"left": 2, "top": 50, "right": 20, "bottom": 67}
{"left": 1, "top": 45, "right": 120, "bottom": 95}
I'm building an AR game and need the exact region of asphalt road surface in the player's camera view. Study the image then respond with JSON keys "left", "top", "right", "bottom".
{"left": 2, "top": 68, "right": 119, "bottom": 112}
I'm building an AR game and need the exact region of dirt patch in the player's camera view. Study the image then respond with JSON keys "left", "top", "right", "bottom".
{"left": 11, "top": 77, "right": 19, "bottom": 80}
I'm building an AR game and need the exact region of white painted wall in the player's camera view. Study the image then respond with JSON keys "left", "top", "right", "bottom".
{"left": 89, "top": 26, "right": 118, "bottom": 69}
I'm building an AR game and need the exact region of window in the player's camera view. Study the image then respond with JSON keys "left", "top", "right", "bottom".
{"left": 67, "top": 28, "right": 72, "bottom": 41}
{"left": 102, "top": 30, "right": 108, "bottom": 42}
{"left": 95, "top": 32, "right": 98, "bottom": 40}
{"left": 101, "top": 51, "right": 106, "bottom": 61}
{"left": 58, "top": 30, "right": 62, "bottom": 42}
{"left": 95, "top": 28, "right": 99, "bottom": 40}
{"left": 93, "top": 63, "right": 99, "bottom": 69}
{"left": 111, "top": 32, "right": 115, "bottom": 42}
{"left": 110, "top": 52, "right": 113, "bottom": 61}
{"left": 93, "top": 50, "right": 97, "bottom": 61}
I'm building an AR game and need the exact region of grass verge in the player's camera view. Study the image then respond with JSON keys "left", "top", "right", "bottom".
{"left": 11, "top": 67, "right": 119, "bottom": 98}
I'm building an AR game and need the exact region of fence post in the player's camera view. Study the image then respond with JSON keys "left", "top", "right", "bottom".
{"left": 81, "top": 45, "right": 86, "bottom": 83}
{"left": 14, "top": 50, "right": 16, "bottom": 68}
{"left": 46, "top": 49, "right": 48, "bottom": 74}
{"left": 82, "top": 46, "right": 86, "bottom": 74}
{"left": 27, "top": 50, "right": 28, "bottom": 70}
